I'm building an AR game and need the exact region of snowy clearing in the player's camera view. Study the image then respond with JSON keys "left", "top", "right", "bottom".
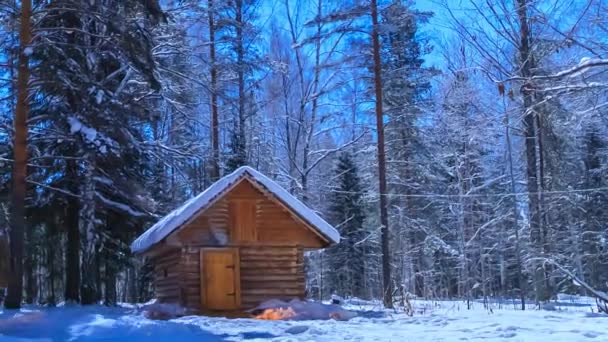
{"left": 1, "top": 298, "right": 607, "bottom": 341}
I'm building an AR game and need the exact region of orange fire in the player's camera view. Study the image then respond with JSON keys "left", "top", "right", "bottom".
{"left": 254, "top": 307, "right": 297, "bottom": 320}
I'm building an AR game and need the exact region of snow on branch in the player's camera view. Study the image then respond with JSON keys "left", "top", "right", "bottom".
{"left": 95, "top": 192, "right": 147, "bottom": 217}
{"left": 534, "top": 257, "right": 608, "bottom": 312}
{"left": 504, "top": 58, "right": 608, "bottom": 82}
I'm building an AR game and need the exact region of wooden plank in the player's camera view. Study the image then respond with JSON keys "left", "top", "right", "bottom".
{"left": 245, "top": 181, "right": 329, "bottom": 247}
{"left": 240, "top": 248, "right": 297, "bottom": 256}
{"left": 242, "top": 289, "right": 303, "bottom": 296}
{"left": 241, "top": 275, "right": 305, "bottom": 282}
{"left": 240, "top": 255, "right": 297, "bottom": 262}
{"left": 230, "top": 200, "right": 257, "bottom": 243}
{"left": 243, "top": 282, "right": 304, "bottom": 290}
{"left": 240, "top": 261, "right": 299, "bottom": 268}
{"left": 241, "top": 268, "right": 299, "bottom": 275}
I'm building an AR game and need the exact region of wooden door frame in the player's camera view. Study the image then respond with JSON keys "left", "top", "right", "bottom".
{"left": 199, "top": 247, "right": 241, "bottom": 310}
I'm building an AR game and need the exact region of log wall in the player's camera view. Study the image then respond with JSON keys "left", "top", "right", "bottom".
{"left": 239, "top": 246, "right": 305, "bottom": 309}
{"left": 169, "top": 246, "right": 305, "bottom": 311}
{"left": 152, "top": 248, "right": 182, "bottom": 304}
{"left": 180, "top": 247, "right": 201, "bottom": 310}
{"left": 150, "top": 177, "right": 327, "bottom": 311}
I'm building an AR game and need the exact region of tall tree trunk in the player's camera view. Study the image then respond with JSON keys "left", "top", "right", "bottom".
{"left": 5, "top": 0, "right": 32, "bottom": 310}
{"left": 515, "top": 0, "right": 547, "bottom": 303}
{"left": 80, "top": 156, "right": 97, "bottom": 305}
{"left": 46, "top": 222, "right": 56, "bottom": 306}
{"left": 235, "top": 0, "right": 246, "bottom": 164}
{"left": 535, "top": 113, "right": 552, "bottom": 295}
{"left": 104, "top": 247, "right": 117, "bottom": 306}
{"left": 208, "top": 0, "right": 220, "bottom": 180}
{"left": 300, "top": 0, "right": 323, "bottom": 204}
{"left": 371, "top": 0, "right": 393, "bottom": 309}
{"left": 505, "top": 102, "right": 526, "bottom": 310}
{"left": 65, "top": 159, "right": 81, "bottom": 303}
{"left": 24, "top": 227, "right": 35, "bottom": 304}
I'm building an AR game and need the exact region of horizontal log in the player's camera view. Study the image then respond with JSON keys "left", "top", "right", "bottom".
{"left": 155, "top": 249, "right": 181, "bottom": 258}
{"left": 183, "top": 283, "right": 200, "bottom": 290}
{"left": 155, "top": 274, "right": 180, "bottom": 282}
{"left": 157, "top": 297, "right": 180, "bottom": 304}
{"left": 156, "top": 294, "right": 180, "bottom": 302}
{"left": 183, "top": 278, "right": 199, "bottom": 284}
{"left": 182, "top": 269, "right": 200, "bottom": 275}
{"left": 181, "top": 287, "right": 200, "bottom": 296}
{"left": 154, "top": 275, "right": 180, "bottom": 284}
{"left": 181, "top": 260, "right": 199, "bottom": 267}
{"left": 181, "top": 260, "right": 200, "bottom": 267}
{"left": 154, "top": 259, "right": 180, "bottom": 270}
{"left": 241, "top": 275, "right": 304, "bottom": 282}
{"left": 241, "top": 268, "right": 299, "bottom": 275}
{"left": 240, "top": 261, "right": 299, "bottom": 268}
{"left": 154, "top": 249, "right": 181, "bottom": 259}
{"left": 155, "top": 255, "right": 181, "bottom": 267}
{"left": 242, "top": 264, "right": 299, "bottom": 270}
{"left": 156, "top": 284, "right": 180, "bottom": 293}
{"left": 242, "top": 282, "right": 304, "bottom": 290}
{"left": 240, "top": 249, "right": 297, "bottom": 256}
{"left": 181, "top": 273, "right": 200, "bottom": 281}
{"left": 240, "top": 255, "right": 297, "bottom": 262}
{"left": 155, "top": 251, "right": 181, "bottom": 260}
{"left": 242, "top": 288, "right": 304, "bottom": 296}
{"left": 181, "top": 263, "right": 199, "bottom": 270}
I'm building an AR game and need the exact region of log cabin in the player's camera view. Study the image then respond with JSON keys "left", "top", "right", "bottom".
{"left": 131, "top": 166, "right": 340, "bottom": 313}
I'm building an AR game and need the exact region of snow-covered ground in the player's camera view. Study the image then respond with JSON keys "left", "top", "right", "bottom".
{"left": 1, "top": 297, "right": 607, "bottom": 341}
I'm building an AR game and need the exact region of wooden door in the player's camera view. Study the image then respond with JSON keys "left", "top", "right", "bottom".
{"left": 200, "top": 248, "right": 240, "bottom": 310}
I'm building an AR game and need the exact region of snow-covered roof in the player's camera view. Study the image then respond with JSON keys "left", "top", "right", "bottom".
{"left": 131, "top": 166, "right": 340, "bottom": 253}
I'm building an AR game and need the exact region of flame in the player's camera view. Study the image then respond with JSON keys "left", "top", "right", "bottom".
{"left": 254, "top": 307, "right": 297, "bottom": 320}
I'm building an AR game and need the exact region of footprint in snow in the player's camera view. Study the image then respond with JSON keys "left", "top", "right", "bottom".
{"left": 496, "top": 325, "right": 519, "bottom": 331}
{"left": 285, "top": 325, "right": 309, "bottom": 334}
{"left": 499, "top": 332, "right": 517, "bottom": 338}
{"left": 583, "top": 331, "right": 601, "bottom": 338}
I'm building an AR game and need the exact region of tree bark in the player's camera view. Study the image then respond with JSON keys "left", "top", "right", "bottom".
{"left": 5, "top": 0, "right": 32, "bottom": 310}
{"left": 80, "top": 156, "right": 97, "bottom": 305}
{"left": 65, "top": 159, "right": 81, "bottom": 303}
{"left": 208, "top": 0, "right": 220, "bottom": 180}
{"left": 24, "top": 227, "right": 35, "bottom": 304}
{"left": 235, "top": 0, "right": 246, "bottom": 163}
{"left": 371, "top": 0, "right": 393, "bottom": 308}
{"left": 515, "top": 0, "right": 548, "bottom": 303}
{"left": 505, "top": 100, "right": 526, "bottom": 310}
{"left": 46, "top": 221, "right": 56, "bottom": 306}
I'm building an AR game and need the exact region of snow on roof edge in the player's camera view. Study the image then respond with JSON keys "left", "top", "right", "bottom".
{"left": 131, "top": 166, "right": 340, "bottom": 254}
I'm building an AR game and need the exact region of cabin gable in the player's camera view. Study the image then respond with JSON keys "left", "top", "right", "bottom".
{"left": 167, "top": 179, "right": 326, "bottom": 248}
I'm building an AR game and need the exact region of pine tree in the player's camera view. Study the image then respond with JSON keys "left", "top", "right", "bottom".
{"left": 380, "top": 0, "right": 435, "bottom": 298}
{"left": 581, "top": 123, "right": 608, "bottom": 291}
{"left": 26, "top": 0, "right": 166, "bottom": 304}
{"left": 326, "top": 152, "right": 367, "bottom": 298}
